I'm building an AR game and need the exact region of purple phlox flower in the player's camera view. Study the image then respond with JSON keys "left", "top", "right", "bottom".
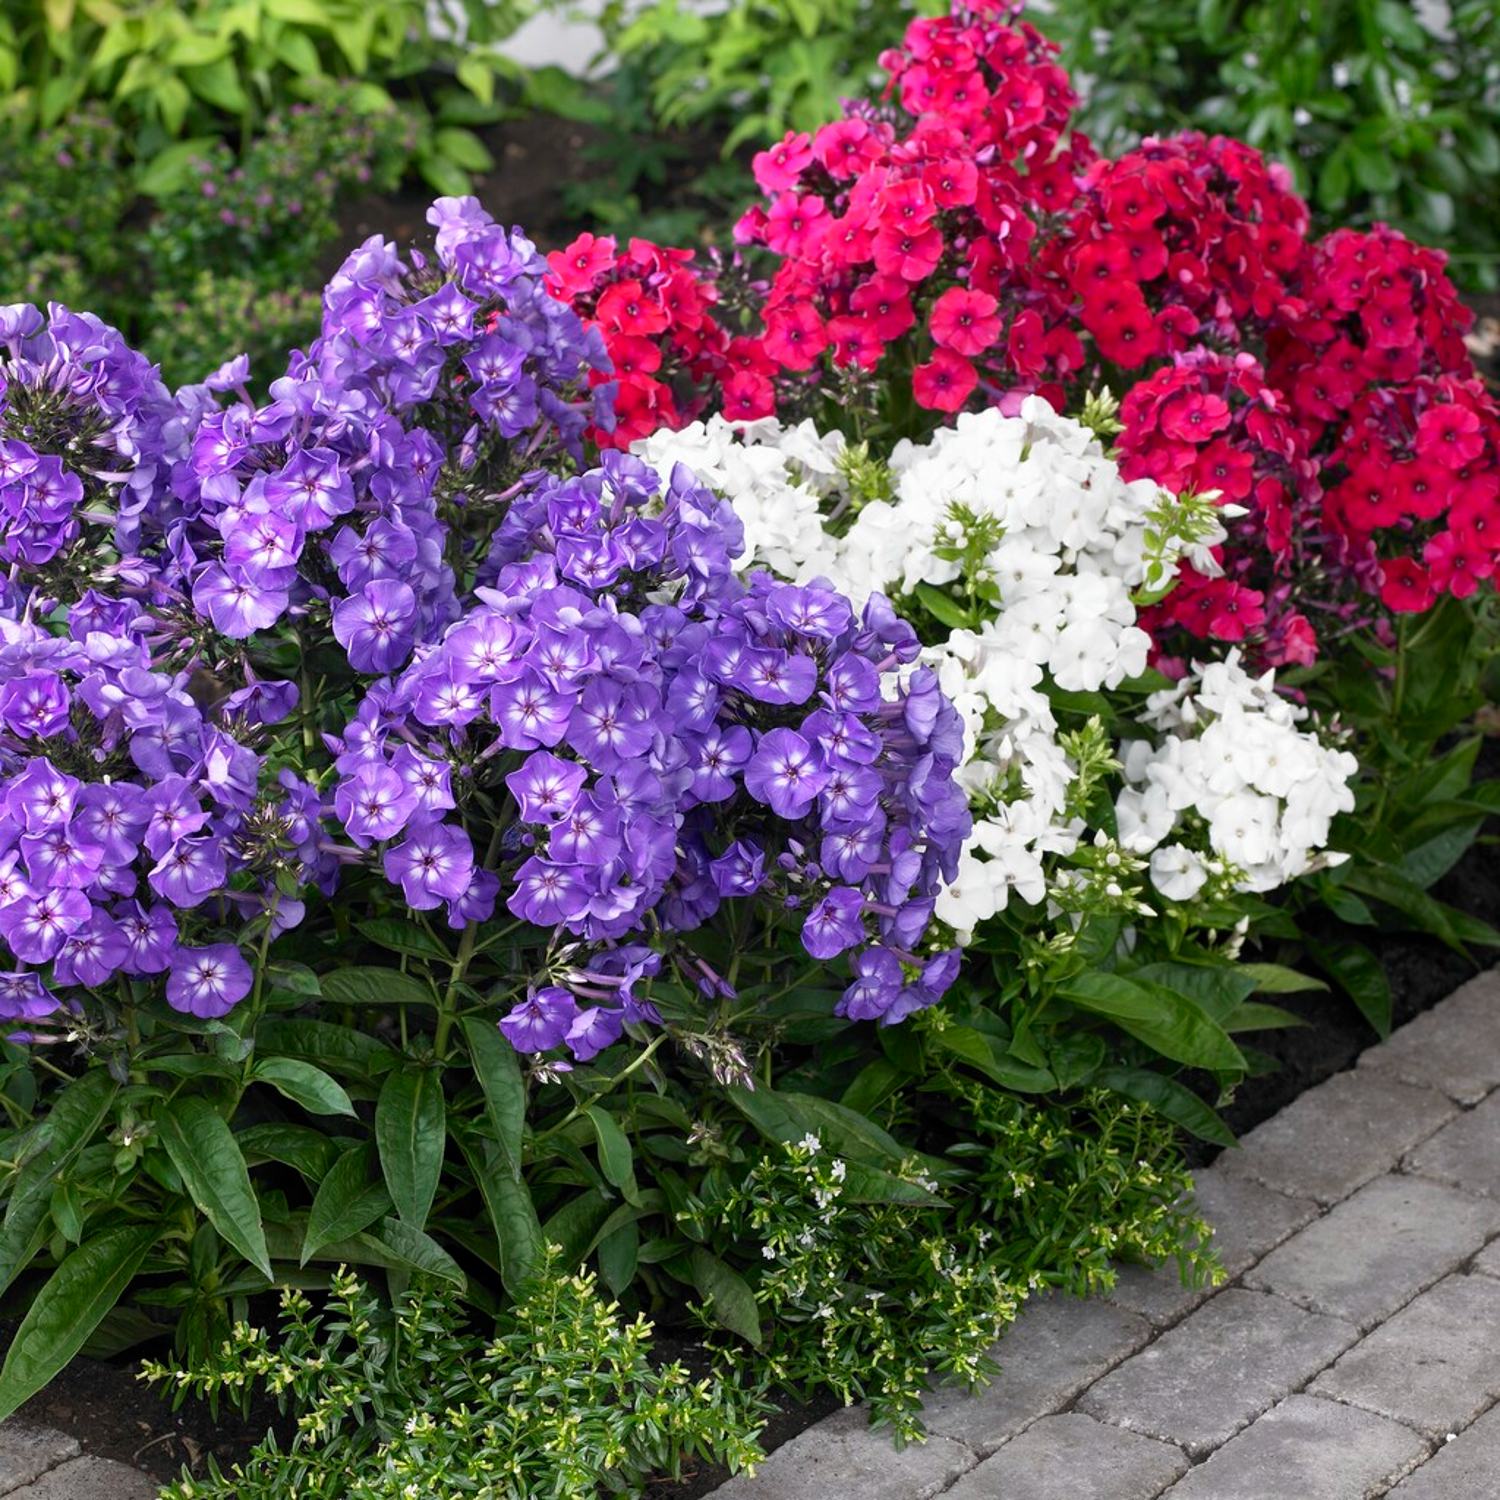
{"left": 335, "top": 763, "right": 418, "bottom": 847}
{"left": 820, "top": 812, "right": 887, "bottom": 883}
{"left": 447, "top": 867, "right": 499, "bottom": 929}
{"left": 498, "top": 984, "right": 578, "bottom": 1053}
{"left": 744, "top": 728, "right": 828, "bottom": 819}
{"left": 769, "top": 581, "right": 853, "bottom": 641}
{"left": 390, "top": 745, "right": 455, "bottom": 820}
{"left": 193, "top": 563, "right": 289, "bottom": 638}
{"left": 383, "top": 822, "right": 474, "bottom": 910}
{"left": 165, "top": 942, "right": 252, "bottom": 1019}
{"left": 116, "top": 900, "right": 178, "bottom": 975}
{"left": 414, "top": 283, "right": 478, "bottom": 345}
{"left": 490, "top": 669, "right": 574, "bottom": 750}
{"left": 328, "top": 518, "right": 419, "bottom": 591}
{"left": 509, "top": 855, "right": 589, "bottom": 928}
{"left": 736, "top": 646, "right": 818, "bottom": 707}
{"left": 0, "top": 969, "right": 58, "bottom": 1021}
{"left": 801, "top": 886, "right": 866, "bottom": 960}
{"left": 264, "top": 448, "right": 353, "bottom": 530}
{"left": 148, "top": 835, "right": 228, "bottom": 909}
{"left": 0, "top": 672, "right": 70, "bottom": 737}
{"left": 565, "top": 1005, "right": 623, "bottom": 1062}
{"left": 506, "top": 750, "right": 587, "bottom": 826}
{"left": 413, "top": 664, "right": 487, "bottom": 728}
{"left": 53, "top": 911, "right": 128, "bottom": 988}
{"left": 220, "top": 677, "right": 299, "bottom": 727}
{"left": 333, "top": 579, "right": 417, "bottom": 674}
{"left": 20, "top": 824, "right": 105, "bottom": 890}
{"left": 836, "top": 946, "right": 905, "bottom": 1021}
{"left": 824, "top": 652, "right": 883, "bottom": 713}
{"left": 222, "top": 501, "right": 303, "bottom": 581}
{"left": 143, "top": 777, "right": 209, "bottom": 858}
{"left": 5, "top": 758, "right": 80, "bottom": 834}
{"left": 819, "top": 763, "right": 883, "bottom": 824}
{"left": 710, "top": 840, "right": 765, "bottom": 898}
{"left": 568, "top": 677, "right": 656, "bottom": 771}
{"left": 547, "top": 794, "right": 621, "bottom": 867}
{"left": 0, "top": 886, "right": 91, "bottom": 963}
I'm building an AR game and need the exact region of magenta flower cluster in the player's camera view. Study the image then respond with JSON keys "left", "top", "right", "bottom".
{"left": 332, "top": 449, "right": 970, "bottom": 1057}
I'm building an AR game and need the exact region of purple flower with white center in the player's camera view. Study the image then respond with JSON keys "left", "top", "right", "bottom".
{"left": 509, "top": 856, "right": 589, "bottom": 927}
{"left": 0, "top": 672, "right": 70, "bottom": 737}
{"left": 744, "top": 728, "right": 828, "bottom": 820}
{"left": 390, "top": 746, "right": 455, "bottom": 819}
{"left": 710, "top": 840, "right": 765, "bottom": 897}
{"left": 148, "top": 836, "right": 228, "bottom": 909}
{"left": 53, "top": 912, "right": 128, "bottom": 988}
{"left": 565, "top": 1005, "right": 624, "bottom": 1062}
{"left": 837, "top": 946, "right": 906, "bottom": 1021}
{"left": 0, "top": 886, "right": 91, "bottom": 963}
{"left": 264, "top": 449, "right": 354, "bottom": 530}
{"left": 20, "top": 825, "right": 105, "bottom": 890}
{"left": 549, "top": 794, "right": 621, "bottom": 867}
{"left": 143, "top": 778, "right": 209, "bottom": 858}
{"left": 569, "top": 678, "right": 655, "bottom": 770}
{"left": 333, "top": 580, "right": 418, "bottom": 674}
{"left": 737, "top": 647, "right": 817, "bottom": 706}
{"left": 165, "top": 943, "right": 253, "bottom": 1019}
{"left": 193, "top": 564, "right": 289, "bottom": 638}
{"left": 335, "top": 763, "right": 418, "bottom": 848}
{"left": 0, "top": 970, "right": 58, "bottom": 1021}
{"left": 384, "top": 823, "right": 475, "bottom": 910}
{"left": 801, "top": 887, "right": 866, "bottom": 960}
{"left": 6, "top": 757, "right": 80, "bottom": 833}
{"left": 117, "top": 901, "right": 178, "bottom": 975}
{"left": 821, "top": 815, "right": 887, "bottom": 882}
{"left": 690, "top": 724, "right": 751, "bottom": 804}
{"left": 506, "top": 751, "right": 587, "bottom": 826}
{"left": 414, "top": 668, "right": 486, "bottom": 729}
{"left": 223, "top": 505, "right": 303, "bottom": 580}
{"left": 490, "top": 671, "right": 573, "bottom": 749}
{"left": 499, "top": 986, "right": 579, "bottom": 1053}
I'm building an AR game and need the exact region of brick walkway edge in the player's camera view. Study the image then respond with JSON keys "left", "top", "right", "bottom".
{"left": 707, "top": 969, "right": 1500, "bottom": 1500}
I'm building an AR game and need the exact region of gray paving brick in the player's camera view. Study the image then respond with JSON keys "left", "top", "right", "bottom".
{"left": 1243, "top": 1174, "right": 1500, "bottom": 1330}
{"left": 920, "top": 1295, "right": 1150, "bottom": 1457}
{"left": 708, "top": 1406, "right": 974, "bottom": 1500}
{"left": 1106, "top": 1262, "right": 1217, "bottom": 1328}
{"left": 1360, "top": 970, "right": 1500, "bottom": 1105}
{"left": 1309, "top": 1274, "right": 1500, "bottom": 1439}
{"left": 942, "top": 1413, "right": 1187, "bottom": 1500}
{"left": 0, "top": 1425, "right": 79, "bottom": 1497}
{"left": 1076, "top": 1288, "right": 1356, "bottom": 1458}
{"left": 1216, "top": 1070, "right": 1456, "bottom": 1205}
{"left": 11, "top": 1457, "right": 157, "bottom": 1500}
{"left": 1162, "top": 1395, "right": 1428, "bottom": 1499}
{"left": 1386, "top": 1401, "right": 1500, "bottom": 1497}
{"left": 1470, "top": 1235, "right": 1500, "bottom": 1280}
{"left": 1406, "top": 1091, "right": 1500, "bottom": 1198}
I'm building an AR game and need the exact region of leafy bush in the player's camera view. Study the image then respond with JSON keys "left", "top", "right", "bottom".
{"left": 144, "top": 1254, "right": 767, "bottom": 1498}
{"left": 0, "top": 0, "right": 517, "bottom": 193}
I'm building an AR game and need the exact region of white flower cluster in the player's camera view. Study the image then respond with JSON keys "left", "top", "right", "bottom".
{"left": 634, "top": 415, "right": 845, "bottom": 579}
{"left": 1116, "top": 653, "right": 1358, "bottom": 898}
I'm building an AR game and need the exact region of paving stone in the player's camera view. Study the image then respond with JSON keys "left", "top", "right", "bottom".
{"left": 1309, "top": 1274, "right": 1500, "bottom": 1439}
{"left": 1406, "top": 1091, "right": 1500, "bottom": 1198}
{"left": 1386, "top": 1401, "right": 1500, "bottom": 1497}
{"left": 1360, "top": 970, "right": 1500, "bottom": 1105}
{"left": 920, "top": 1295, "right": 1150, "bottom": 1457}
{"left": 1243, "top": 1174, "right": 1500, "bottom": 1330}
{"left": 1106, "top": 1262, "right": 1218, "bottom": 1328}
{"left": 1076, "top": 1288, "right": 1356, "bottom": 1458}
{"left": 1162, "top": 1395, "right": 1428, "bottom": 1499}
{"left": 13, "top": 1457, "right": 158, "bottom": 1500}
{"left": 708, "top": 1406, "right": 974, "bottom": 1500}
{"left": 1470, "top": 1236, "right": 1500, "bottom": 1280}
{"left": 1216, "top": 1070, "right": 1456, "bottom": 1205}
{"left": 942, "top": 1414, "right": 1187, "bottom": 1500}
{"left": 0, "top": 1425, "right": 79, "bottom": 1497}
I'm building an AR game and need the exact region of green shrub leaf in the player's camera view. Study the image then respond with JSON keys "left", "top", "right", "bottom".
{"left": 376, "top": 1066, "right": 445, "bottom": 1229}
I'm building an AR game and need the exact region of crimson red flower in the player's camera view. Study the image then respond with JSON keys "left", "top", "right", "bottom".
{"left": 1379, "top": 557, "right": 1436, "bottom": 613}
{"left": 913, "top": 348, "right": 977, "bottom": 411}
{"left": 930, "top": 287, "right": 1001, "bottom": 356}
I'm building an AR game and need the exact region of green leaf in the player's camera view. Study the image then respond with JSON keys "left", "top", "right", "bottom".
{"left": 461, "top": 1016, "right": 526, "bottom": 1179}
{"left": 375, "top": 1067, "right": 445, "bottom": 1229}
{"left": 837, "top": 1162, "right": 946, "bottom": 1206}
{"left": 373, "top": 1218, "right": 466, "bottom": 1287}
{"left": 541, "top": 1188, "right": 611, "bottom": 1271}
{"left": 250, "top": 1058, "right": 355, "bottom": 1118}
{"left": 236, "top": 1124, "right": 342, "bottom": 1182}
{"left": 1236, "top": 963, "right": 1327, "bottom": 995}
{"left": 586, "top": 1106, "right": 635, "bottom": 1194}
{"left": 416, "top": 148, "right": 471, "bottom": 199}
{"left": 457, "top": 1132, "right": 541, "bottom": 1297}
{"left": 302, "top": 1147, "right": 392, "bottom": 1264}
{"left": 1307, "top": 938, "right": 1391, "bottom": 1036}
{"left": 256, "top": 1019, "right": 395, "bottom": 1077}
{"left": 1061, "top": 973, "right": 1245, "bottom": 1073}
{"left": 691, "top": 1248, "right": 762, "bottom": 1345}
{"left": 913, "top": 582, "right": 973, "bottom": 630}
{"left": 0, "top": 1224, "right": 156, "bottom": 1422}
{"left": 433, "top": 125, "right": 493, "bottom": 173}
{"left": 135, "top": 136, "right": 218, "bottom": 196}
{"left": 598, "top": 1221, "right": 638, "bottom": 1294}
{"left": 1396, "top": 820, "right": 1482, "bottom": 891}
{"left": 933, "top": 1025, "right": 1055, "bottom": 1092}
{"left": 158, "top": 1097, "right": 271, "bottom": 1280}
{"left": 1097, "top": 1067, "right": 1236, "bottom": 1147}
{"left": 455, "top": 54, "right": 494, "bottom": 106}
{"left": 354, "top": 919, "right": 450, "bottom": 963}
{"left": 322, "top": 967, "right": 433, "bottom": 1006}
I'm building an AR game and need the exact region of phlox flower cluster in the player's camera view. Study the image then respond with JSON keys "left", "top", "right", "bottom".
{"left": 0, "top": 599, "right": 325, "bottom": 1025}
{"left": 1116, "top": 652, "right": 1357, "bottom": 899}
{"left": 732, "top": 0, "right": 1092, "bottom": 413}
{"left": 330, "top": 451, "right": 969, "bottom": 1059}
{"left": 173, "top": 197, "right": 609, "bottom": 669}
{"left": 545, "top": 235, "right": 772, "bottom": 444}
{"left": 0, "top": 302, "right": 186, "bottom": 586}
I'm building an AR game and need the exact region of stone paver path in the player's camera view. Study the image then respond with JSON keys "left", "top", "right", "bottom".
{"left": 0, "top": 1424, "right": 154, "bottom": 1499}
{"left": 710, "top": 969, "right": 1500, "bottom": 1500}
